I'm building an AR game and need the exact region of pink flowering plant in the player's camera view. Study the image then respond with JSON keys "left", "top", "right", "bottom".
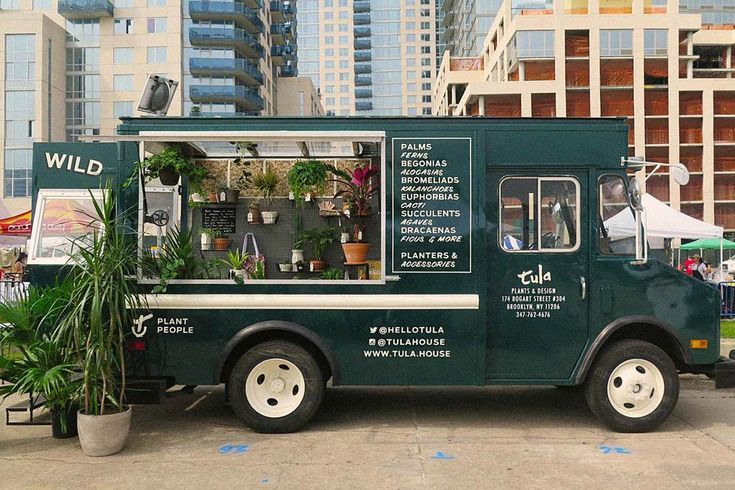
{"left": 328, "top": 163, "right": 379, "bottom": 216}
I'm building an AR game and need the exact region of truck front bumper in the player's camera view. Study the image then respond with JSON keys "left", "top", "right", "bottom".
{"left": 715, "top": 350, "right": 735, "bottom": 389}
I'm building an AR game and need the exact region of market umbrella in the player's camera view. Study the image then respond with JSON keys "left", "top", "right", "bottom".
{"left": 0, "top": 210, "right": 31, "bottom": 236}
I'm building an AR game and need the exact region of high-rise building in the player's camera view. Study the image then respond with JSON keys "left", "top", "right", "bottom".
{"left": 434, "top": 0, "right": 735, "bottom": 232}
{"left": 297, "top": 0, "right": 437, "bottom": 116}
{"left": 440, "top": 0, "right": 501, "bottom": 57}
{"left": 0, "top": 0, "right": 321, "bottom": 215}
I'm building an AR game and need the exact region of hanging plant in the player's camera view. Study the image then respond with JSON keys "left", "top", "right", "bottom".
{"left": 287, "top": 160, "right": 329, "bottom": 206}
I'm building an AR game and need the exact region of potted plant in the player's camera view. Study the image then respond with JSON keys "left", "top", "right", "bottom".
{"left": 247, "top": 201, "right": 262, "bottom": 224}
{"left": 291, "top": 233, "right": 304, "bottom": 267}
{"left": 127, "top": 146, "right": 210, "bottom": 193}
{"left": 278, "top": 260, "right": 292, "bottom": 273}
{"left": 212, "top": 230, "right": 230, "bottom": 251}
{"left": 287, "top": 160, "right": 329, "bottom": 206}
{"left": 328, "top": 162, "right": 379, "bottom": 216}
{"left": 342, "top": 224, "right": 370, "bottom": 264}
{"left": 302, "top": 227, "right": 335, "bottom": 272}
{"left": 200, "top": 228, "right": 214, "bottom": 250}
{"left": 321, "top": 267, "right": 343, "bottom": 280}
{"left": 0, "top": 282, "right": 80, "bottom": 439}
{"left": 221, "top": 248, "right": 249, "bottom": 280}
{"left": 56, "top": 186, "right": 145, "bottom": 456}
{"left": 252, "top": 170, "right": 279, "bottom": 224}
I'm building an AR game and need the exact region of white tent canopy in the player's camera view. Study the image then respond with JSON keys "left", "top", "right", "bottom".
{"left": 604, "top": 193, "right": 723, "bottom": 243}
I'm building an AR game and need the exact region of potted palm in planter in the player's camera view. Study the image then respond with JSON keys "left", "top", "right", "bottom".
{"left": 287, "top": 160, "right": 329, "bottom": 206}
{"left": 0, "top": 282, "right": 80, "bottom": 439}
{"left": 57, "top": 185, "right": 144, "bottom": 456}
{"left": 221, "top": 248, "right": 249, "bottom": 280}
{"left": 302, "top": 227, "right": 335, "bottom": 272}
{"left": 252, "top": 169, "right": 279, "bottom": 224}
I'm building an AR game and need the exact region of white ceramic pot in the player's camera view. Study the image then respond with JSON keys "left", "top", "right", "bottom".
{"left": 231, "top": 269, "right": 248, "bottom": 280}
{"left": 291, "top": 249, "right": 304, "bottom": 267}
{"left": 77, "top": 406, "right": 132, "bottom": 457}
{"left": 261, "top": 211, "right": 278, "bottom": 224}
{"left": 278, "top": 263, "right": 292, "bottom": 272}
{"left": 190, "top": 192, "right": 205, "bottom": 203}
{"left": 201, "top": 234, "right": 212, "bottom": 249}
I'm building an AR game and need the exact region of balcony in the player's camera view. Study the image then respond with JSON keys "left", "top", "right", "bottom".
{"left": 189, "top": 85, "right": 264, "bottom": 111}
{"left": 189, "top": 27, "right": 264, "bottom": 59}
{"left": 354, "top": 50, "right": 371, "bottom": 62}
{"left": 271, "top": 44, "right": 295, "bottom": 65}
{"left": 58, "top": 0, "right": 113, "bottom": 19}
{"left": 190, "top": 57, "right": 263, "bottom": 86}
{"left": 354, "top": 26, "right": 371, "bottom": 38}
{"left": 189, "top": 2, "right": 264, "bottom": 34}
{"left": 355, "top": 101, "right": 373, "bottom": 111}
{"left": 355, "top": 88, "right": 372, "bottom": 99}
{"left": 270, "top": 23, "right": 294, "bottom": 44}
{"left": 354, "top": 75, "right": 372, "bottom": 86}
{"left": 281, "top": 64, "right": 296, "bottom": 77}
{"left": 243, "top": 0, "right": 262, "bottom": 7}
{"left": 353, "top": 13, "right": 370, "bottom": 25}
{"left": 353, "top": 0, "right": 370, "bottom": 13}
{"left": 442, "top": 11, "right": 455, "bottom": 27}
{"left": 270, "top": 1, "right": 294, "bottom": 23}
{"left": 354, "top": 39, "right": 371, "bottom": 50}
{"left": 354, "top": 62, "right": 371, "bottom": 74}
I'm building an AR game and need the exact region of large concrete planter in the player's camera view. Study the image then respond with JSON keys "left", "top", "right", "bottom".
{"left": 77, "top": 406, "right": 132, "bottom": 457}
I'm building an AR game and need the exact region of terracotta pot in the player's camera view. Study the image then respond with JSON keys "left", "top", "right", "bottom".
{"left": 310, "top": 259, "right": 327, "bottom": 272}
{"left": 248, "top": 206, "right": 262, "bottom": 224}
{"left": 213, "top": 237, "right": 230, "bottom": 251}
{"left": 77, "top": 406, "right": 131, "bottom": 457}
{"left": 342, "top": 242, "right": 370, "bottom": 264}
{"left": 208, "top": 192, "right": 218, "bottom": 202}
{"left": 158, "top": 167, "right": 180, "bottom": 186}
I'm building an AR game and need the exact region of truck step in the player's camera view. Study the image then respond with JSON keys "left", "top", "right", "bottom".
{"left": 5, "top": 394, "right": 50, "bottom": 426}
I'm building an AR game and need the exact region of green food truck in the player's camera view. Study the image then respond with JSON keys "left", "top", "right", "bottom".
{"left": 28, "top": 116, "right": 735, "bottom": 434}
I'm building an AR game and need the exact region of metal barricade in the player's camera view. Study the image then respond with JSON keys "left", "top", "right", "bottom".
{"left": 0, "top": 279, "right": 27, "bottom": 304}
{"left": 718, "top": 282, "right": 735, "bottom": 318}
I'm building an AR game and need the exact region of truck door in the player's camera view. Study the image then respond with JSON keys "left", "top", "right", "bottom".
{"left": 486, "top": 171, "right": 589, "bottom": 381}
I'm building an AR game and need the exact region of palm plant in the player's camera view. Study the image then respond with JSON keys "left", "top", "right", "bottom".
{"left": 56, "top": 184, "right": 144, "bottom": 416}
{"left": 0, "top": 282, "right": 79, "bottom": 434}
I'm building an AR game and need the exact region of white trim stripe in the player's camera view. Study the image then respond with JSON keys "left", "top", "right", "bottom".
{"left": 139, "top": 294, "right": 480, "bottom": 310}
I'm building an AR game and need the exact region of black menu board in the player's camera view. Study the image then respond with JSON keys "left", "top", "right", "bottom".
{"left": 202, "top": 206, "right": 236, "bottom": 234}
{"left": 392, "top": 137, "right": 472, "bottom": 273}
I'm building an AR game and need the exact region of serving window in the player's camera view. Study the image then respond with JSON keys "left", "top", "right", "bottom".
{"left": 28, "top": 189, "right": 104, "bottom": 265}
{"left": 499, "top": 177, "right": 580, "bottom": 253}
{"left": 135, "top": 131, "right": 386, "bottom": 285}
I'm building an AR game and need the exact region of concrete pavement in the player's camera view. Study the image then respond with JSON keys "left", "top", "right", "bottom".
{"left": 1, "top": 375, "right": 734, "bottom": 489}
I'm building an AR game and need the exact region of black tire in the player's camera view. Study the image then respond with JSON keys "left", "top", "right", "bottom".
{"left": 228, "top": 340, "right": 324, "bottom": 433}
{"left": 585, "top": 339, "right": 679, "bottom": 433}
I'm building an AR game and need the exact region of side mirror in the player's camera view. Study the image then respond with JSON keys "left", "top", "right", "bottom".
{"left": 137, "top": 74, "right": 178, "bottom": 115}
{"left": 671, "top": 162, "right": 690, "bottom": 186}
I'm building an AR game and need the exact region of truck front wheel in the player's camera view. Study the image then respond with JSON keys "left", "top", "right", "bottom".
{"left": 228, "top": 340, "right": 324, "bottom": 433}
{"left": 585, "top": 339, "right": 679, "bottom": 433}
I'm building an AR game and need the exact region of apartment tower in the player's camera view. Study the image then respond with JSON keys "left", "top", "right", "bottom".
{"left": 434, "top": 0, "right": 735, "bottom": 233}
{"left": 297, "top": 0, "right": 437, "bottom": 116}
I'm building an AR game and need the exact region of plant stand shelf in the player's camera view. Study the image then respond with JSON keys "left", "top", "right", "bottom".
{"left": 343, "top": 262, "right": 369, "bottom": 280}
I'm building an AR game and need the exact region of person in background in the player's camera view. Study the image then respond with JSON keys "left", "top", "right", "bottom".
{"left": 10, "top": 252, "right": 26, "bottom": 278}
{"left": 686, "top": 255, "right": 700, "bottom": 276}
{"left": 692, "top": 256, "right": 707, "bottom": 281}
{"left": 682, "top": 255, "right": 695, "bottom": 275}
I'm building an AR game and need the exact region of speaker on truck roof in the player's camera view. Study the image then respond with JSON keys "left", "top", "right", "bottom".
{"left": 137, "top": 74, "right": 178, "bottom": 116}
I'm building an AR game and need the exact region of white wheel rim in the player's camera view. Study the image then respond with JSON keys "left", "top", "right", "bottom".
{"left": 606, "top": 358, "right": 665, "bottom": 418}
{"left": 245, "top": 358, "right": 306, "bottom": 418}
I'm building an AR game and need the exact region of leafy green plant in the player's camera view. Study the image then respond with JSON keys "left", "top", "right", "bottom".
{"left": 327, "top": 163, "right": 379, "bottom": 216}
{"left": 249, "top": 260, "right": 265, "bottom": 280}
{"left": 141, "top": 227, "right": 215, "bottom": 293}
{"left": 0, "top": 282, "right": 79, "bottom": 433}
{"left": 56, "top": 184, "right": 145, "bottom": 416}
{"left": 302, "top": 227, "right": 335, "bottom": 261}
{"left": 252, "top": 170, "right": 279, "bottom": 210}
{"left": 287, "top": 160, "right": 329, "bottom": 206}
{"left": 125, "top": 147, "right": 210, "bottom": 195}
{"left": 321, "top": 267, "right": 343, "bottom": 280}
{"left": 221, "top": 248, "right": 249, "bottom": 270}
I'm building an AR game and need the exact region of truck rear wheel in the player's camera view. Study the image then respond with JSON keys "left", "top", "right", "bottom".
{"left": 228, "top": 340, "right": 324, "bottom": 433}
{"left": 585, "top": 339, "right": 679, "bottom": 433}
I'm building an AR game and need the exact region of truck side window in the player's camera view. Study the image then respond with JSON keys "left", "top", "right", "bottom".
{"left": 598, "top": 175, "right": 635, "bottom": 255}
{"left": 500, "top": 177, "right": 580, "bottom": 253}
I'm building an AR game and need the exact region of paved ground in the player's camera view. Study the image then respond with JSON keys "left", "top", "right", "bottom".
{"left": 1, "top": 372, "right": 734, "bottom": 489}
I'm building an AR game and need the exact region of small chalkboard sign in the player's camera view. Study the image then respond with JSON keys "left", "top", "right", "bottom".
{"left": 202, "top": 206, "right": 236, "bottom": 234}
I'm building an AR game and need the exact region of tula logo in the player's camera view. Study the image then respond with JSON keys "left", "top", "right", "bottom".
{"left": 132, "top": 313, "right": 153, "bottom": 338}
